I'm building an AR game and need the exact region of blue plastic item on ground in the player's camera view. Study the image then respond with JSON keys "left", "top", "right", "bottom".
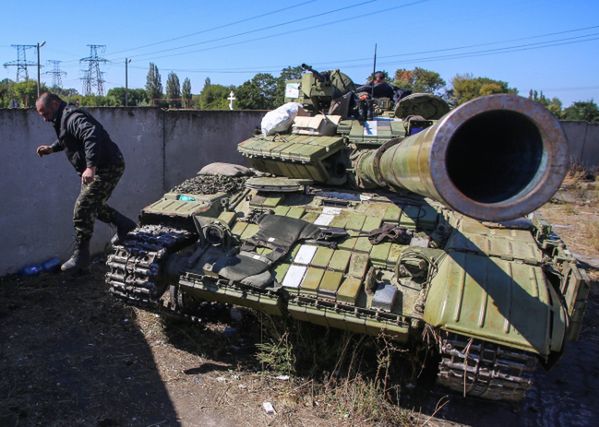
{"left": 19, "top": 257, "right": 61, "bottom": 276}
{"left": 42, "top": 257, "right": 61, "bottom": 272}
{"left": 20, "top": 264, "right": 43, "bottom": 276}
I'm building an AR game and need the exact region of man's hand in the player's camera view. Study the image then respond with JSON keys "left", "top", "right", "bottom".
{"left": 82, "top": 167, "right": 96, "bottom": 185}
{"left": 36, "top": 145, "right": 53, "bottom": 157}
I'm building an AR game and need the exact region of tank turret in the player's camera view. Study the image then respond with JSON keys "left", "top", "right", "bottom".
{"left": 240, "top": 93, "right": 568, "bottom": 222}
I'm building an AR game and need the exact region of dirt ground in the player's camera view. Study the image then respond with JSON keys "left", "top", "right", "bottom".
{"left": 1, "top": 178, "right": 598, "bottom": 427}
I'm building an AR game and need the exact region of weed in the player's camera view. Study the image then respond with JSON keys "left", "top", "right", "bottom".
{"left": 255, "top": 331, "right": 296, "bottom": 376}
{"left": 566, "top": 163, "right": 597, "bottom": 185}
{"left": 562, "top": 204, "right": 577, "bottom": 215}
{"left": 253, "top": 314, "right": 428, "bottom": 425}
{"left": 582, "top": 220, "right": 599, "bottom": 252}
{"left": 321, "top": 374, "right": 414, "bottom": 425}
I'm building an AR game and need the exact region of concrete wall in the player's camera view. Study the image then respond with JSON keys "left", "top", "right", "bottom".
{"left": 0, "top": 108, "right": 262, "bottom": 275}
{"left": 163, "top": 110, "right": 259, "bottom": 189}
{"left": 561, "top": 121, "right": 599, "bottom": 168}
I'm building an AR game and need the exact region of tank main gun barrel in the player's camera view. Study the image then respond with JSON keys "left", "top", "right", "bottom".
{"left": 354, "top": 94, "right": 569, "bottom": 222}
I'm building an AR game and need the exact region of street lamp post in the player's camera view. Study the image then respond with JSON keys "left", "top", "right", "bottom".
{"left": 36, "top": 41, "right": 46, "bottom": 98}
{"left": 125, "top": 58, "right": 131, "bottom": 106}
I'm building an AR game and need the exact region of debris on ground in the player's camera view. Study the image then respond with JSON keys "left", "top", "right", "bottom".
{"left": 262, "top": 401, "right": 276, "bottom": 415}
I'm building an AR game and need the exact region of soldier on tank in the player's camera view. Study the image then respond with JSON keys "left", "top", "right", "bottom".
{"left": 35, "top": 92, "right": 136, "bottom": 273}
{"left": 370, "top": 71, "right": 396, "bottom": 98}
{"left": 355, "top": 71, "right": 411, "bottom": 108}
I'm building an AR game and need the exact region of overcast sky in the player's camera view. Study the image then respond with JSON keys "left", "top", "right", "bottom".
{"left": 1, "top": 0, "right": 597, "bottom": 105}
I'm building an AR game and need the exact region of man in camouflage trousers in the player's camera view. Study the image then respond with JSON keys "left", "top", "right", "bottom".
{"left": 35, "top": 92, "right": 136, "bottom": 273}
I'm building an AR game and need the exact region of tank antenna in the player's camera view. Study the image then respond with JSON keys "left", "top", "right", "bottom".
{"left": 369, "top": 43, "right": 377, "bottom": 120}
{"left": 371, "top": 43, "right": 377, "bottom": 100}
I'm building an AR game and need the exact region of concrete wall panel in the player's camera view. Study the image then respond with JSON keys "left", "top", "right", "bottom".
{"left": 560, "top": 121, "right": 588, "bottom": 163}
{"left": 1, "top": 109, "right": 82, "bottom": 274}
{"left": 163, "top": 110, "right": 262, "bottom": 189}
{"left": 87, "top": 107, "right": 166, "bottom": 242}
{"left": 0, "top": 107, "right": 167, "bottom": 275}
{"left": 581, "top": 123, "right": 599, "bottom": 168}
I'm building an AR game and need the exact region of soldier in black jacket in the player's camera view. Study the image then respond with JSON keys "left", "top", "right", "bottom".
{"left": 35, "top": 92, "right": 136, "bottom": 273}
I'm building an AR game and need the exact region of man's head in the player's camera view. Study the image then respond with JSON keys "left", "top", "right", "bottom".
{"left": 35, "top": 92, "right": 64, "bottom": 122}
{"left": 373, "top": 71, "right": 386, "bottom": 84}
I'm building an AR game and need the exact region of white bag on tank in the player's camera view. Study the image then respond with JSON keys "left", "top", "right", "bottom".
{"left": 261, "top": 102, "right": 303, "bottom": 136}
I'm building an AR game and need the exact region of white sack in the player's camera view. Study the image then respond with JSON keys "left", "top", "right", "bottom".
{"left": 261, "top": 102, "right": 303, "bottom": 136}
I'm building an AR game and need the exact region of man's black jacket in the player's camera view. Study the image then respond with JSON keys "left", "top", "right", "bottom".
{"left": 50, "top": 102, "right": 123, "bottom": 174}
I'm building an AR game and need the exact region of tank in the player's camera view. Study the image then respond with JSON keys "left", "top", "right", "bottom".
{"left": 106, "top": 67, "right": 590, "bottom": 402}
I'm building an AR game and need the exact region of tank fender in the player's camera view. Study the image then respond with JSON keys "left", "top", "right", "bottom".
{"left": 423, "top": 252, "right": 567, "bottom": 358}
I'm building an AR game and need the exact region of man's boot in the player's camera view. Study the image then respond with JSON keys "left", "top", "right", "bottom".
{"left": 61, "top": 239, "right": 90, "bottom": 273}
{"left": 111, "top": 211, "right": 137, "bottom": 245}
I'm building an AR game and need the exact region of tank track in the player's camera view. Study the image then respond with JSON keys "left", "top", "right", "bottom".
{"left": 437, "top": 333, "right": 538, "bottom": 402}
{"left": 106, "top": 225, "right": 195, "bottom": 307}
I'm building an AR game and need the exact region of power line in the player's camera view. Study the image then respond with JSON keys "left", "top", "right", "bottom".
{"left": 539, "top": 85, "right": 599, "bottom": 91}
{"left": 58, "top": 16, "right": 598, "bottom": 71}
{"left": 43, "top": 0, "right": 432, "bottom": 69}
{"left": 60, "top": 2, "right": 325, "bottom": 66}
{"left": 114, "top": 0, "right": 381, "bottom": 61}
{"left": 106, "top": 0, "right": 318, "bottom": 57}
{"left": 372, "top": 33, "right": 599, "bottom": 69}
{"left": 3, "top": 44, "right": 36, "bottom": 81}
{"left": 126, "top": 29, "right": 599, "bottom": 76}
{"left": 126, "top": 0, "right": 427, "bottom": 63}
{"left": 45, "top": 47, "right": 85, "bottom": 60}
{"left": 80, "top": 45, "right": 108, "bottom": 96}
{"left": 303, "top": 24, "right": 599, "bottom": 67}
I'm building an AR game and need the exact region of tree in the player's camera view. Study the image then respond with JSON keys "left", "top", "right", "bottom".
{"left": 145, "top": 63, "right": 163, "bottom": 106}
{"left": 106, "top": 87, "right": 147, "bottom": 106}
{"left": 528, "top": 90, "right": 562, "bottom": 118}
{"left": 70, "top": 95, "right": 118, "bottom": 107}
{"left": 51, "top": 86, "right": 79, "bottom": 99}
{"left": 197, "top": 77, "right": 232, "bottom": 110}
{"left": 236, "top": 73, "right": 278, "bottom": 110}
{"left": 0, "top": 78, "right": 15, "bottom": 108}
{"left": 275, "top": 65, "right": 304, "bottom": 105}
{"left": 451, "top": 74, "right": 517, "bottom": 105}
{"left": 12, "top": 80, "right": 48, "bottom": 107}
{"left": 166, "top": 72, "right": 181, "bottom": 108}
{"left": 562, "top": 100, "right": 599, "bottom": 123}
{"left": 181, "top": 78, "right": 192, "bottom": 108}
{"left": 280, "top": 65, "right": 304, "bottom": 82}
{"left": 393, "top": 67, "right": 446, "bottom": 94}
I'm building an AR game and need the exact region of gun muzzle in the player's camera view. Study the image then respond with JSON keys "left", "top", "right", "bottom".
{"left": 355, "top": 94, "right": 569, "bottom": 222}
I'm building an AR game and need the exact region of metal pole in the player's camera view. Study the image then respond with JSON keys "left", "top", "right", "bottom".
{"left": 125, "top": 58, "right": 131, "bottom": 106}
{"left": 36, "top": 41, "right": 46, "bottom": 97}
{"left": 369, "top": 43, "right": 377, "bottom": 120}
{"left": 36, "top": 43, "right": 41, "bottom": 97}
